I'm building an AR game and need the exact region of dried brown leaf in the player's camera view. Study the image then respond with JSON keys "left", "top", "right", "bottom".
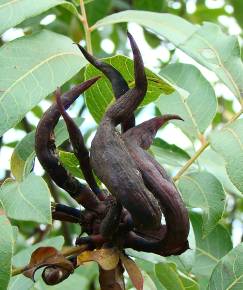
{"left": 23, "top": 246, "right": 74, "bottom": 282}
{"left": 120, "top": 253, "right": 143, "bottom": 290}
{"left": 77, "top": 248, "right": 120, "bottom": 270}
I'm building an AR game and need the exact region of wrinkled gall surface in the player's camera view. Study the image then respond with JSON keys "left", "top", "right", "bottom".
{"left": 35, "top": 32, "right": 190, "bottom": 286}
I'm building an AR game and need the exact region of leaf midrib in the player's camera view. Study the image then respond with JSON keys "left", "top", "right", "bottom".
{"left": 0, "top": 51, "right": 80, "bottom": 103}
{"left": 16, "top": 182, "right": 47, "bottom": 222}
{"left": 0, "top": 0, "right": 20, "bottom": 9}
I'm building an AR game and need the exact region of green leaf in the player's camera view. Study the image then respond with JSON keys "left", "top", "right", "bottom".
{"left": 0, "top": 0, "right": 78, "bottom": 35}
{"left": 93, "top": 11, "right": 196, "bottom": 46}
{"left": 0, "top": 30, "right": 87, "bottom": 136}
{"left": 0, "top": 174, "right": 51, "bottom": 224}
{"left": 93, "top": 11, "right": 243, "bottom": 101}
{"left": 179, "top": 272, "right": 200, "bottom": 290}
{"left": 142, "top": 271, "right": 157, "bottom": 290}
{"left": 55, "top": 117, "right": 84, "bottom": 146}
{"left": 198, "top": 148, "right": 242, "bottom": 197}
{"left": 127, "top": 249, "right": 166, "bottom": 264}
{"left": 11, "top": 131, "right": 35, "bottom": 182}
{"left": 210, "top": 119, "right": 243, "bottom": 194}
{"left": 8, "top": 275, "right": 33, "bottom": 290}
{"left": 0, "top": 214, "right": 14, "bottom": 290}
{"left": 11, "top": 117, "right": 83, "bottom": 181}
{"left": 190, "top": 212, "right": 232, "bottom": 280}
{"left": 157, "top": 63, "right": 217, "bottom": 140}
{"left": 134, "top": 259, "right": 166, "bottom": 290}
{"left": 155, "top": 261, "right": 199, "bottom": 290}
{"left": 151, "top": 138, "right": 190, "bottom": 167}
{"left": 168, "top": 223, "right": 196, "bottom": 274}
{"left": 180, "top": 22, "right": 243, "bottom": 101}
{"left": 84, "top": 54, "right": 174, "bottom": 123}
{"left": 178, "top": 171, "right": 225, "bottom": 237}
{"left": 208, "top": 243, "right": 243, "bottom": 290}
{"left": 13, "top": 236, "right": 64, "bottom": 267}
{"left": 59, "top": 150, "right": 83, "bottom": 179}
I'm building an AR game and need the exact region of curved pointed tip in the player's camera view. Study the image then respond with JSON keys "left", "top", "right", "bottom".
{"left": 76, "top": 43, "right": 85, "bottom": 54}
{"left": 76, "top": 43, "right": 94, "bottom": 64}
{"left": 89, "top": 75, "right": 101, "bottom": 83}
{"left": 154, "top": 114, "right": 183, "bottom": 130}
{"left": 82, "top": 76, "right": 101, "bottom": 91}
{"left": 127, "top": 32, "right": 147, "bottom": 94}
{"left": 163, "top": 114, "right": 184, "bottom": 122}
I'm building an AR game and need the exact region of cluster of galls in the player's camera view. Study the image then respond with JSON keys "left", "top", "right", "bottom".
{"left": 35, "top": 32, "right": 189, "bottom": 285}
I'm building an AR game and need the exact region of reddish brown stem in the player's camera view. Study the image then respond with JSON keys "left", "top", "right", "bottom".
{"left": 55, "top": 87, "right": 105, "bottom": 201}
{"left": 35, "top": 78, "right": 100, "bottom": 211}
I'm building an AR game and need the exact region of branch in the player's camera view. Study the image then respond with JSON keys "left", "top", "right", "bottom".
{"left": 173, "top": 141, "right": 209, "bottom": 182}
{"left": 79, "top": 0, "right": 92, "bottom": 54}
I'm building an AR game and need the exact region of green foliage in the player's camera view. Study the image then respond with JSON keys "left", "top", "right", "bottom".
{"left": 59, "top": 150, "right": 83, "bottom": 179}
{"left": 210, "top": 119, "right": 243, "bottom": 193}
{"left": 0, "top": 215, "right": 14, "bottom": 290}
{"left": 158, "top": 63, "right": 217, "bottom": 140}
{"left": 84, "top": 54, "right": 174, "bottom": 123}
{"left": 151, "top": 138, "right": 190, "bottom": 167}
{"left": 94, "top": 11, "right": 243, "bottom": 101}
{"left": 179, "top": 172, "right": 225, "bottom": 237}
{"left": 155, "top": 262, "right": 200, "bottom": 290}
{"left": 190, "top": 212, "right": 233, "bottom": 284}
{"left": 0, "top": 0, "right": 243, "bottom": 289}
{"left": 11, "top": 117, "right": 83, "bottom": 181}
{"left": 208, "top": 243, "right": 243, "bottom": 290}
{"left": 0, "top": 30, "right": 86, "bottom": 136}
{"left": 94, "top": 11, "right": 195, "bottom": 45}
{"left": 0, "top": 174, "right": 51, "bottom": 224}
{"left": 0, "top": 0, "right": 79, "bottom": 35}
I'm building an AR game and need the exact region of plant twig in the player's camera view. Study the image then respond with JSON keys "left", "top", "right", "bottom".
{"left": 173, "top": 141, "right": 210, "bottom": 182}
{"left": 225, "top": 106, "right": 243, "bottom": 124}
{"left": 79, "top": 0, "right": 92, "bottom": 54}
{"left": 173, "top": 107, "right": 243, "bottom": 182}
{"left": 11, "top": 244, "right": 88, "bottom": 277}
